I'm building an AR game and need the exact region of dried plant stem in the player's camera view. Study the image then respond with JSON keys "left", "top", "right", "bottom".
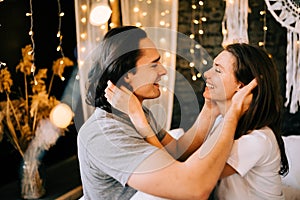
{"left": 24, "top": 73, "right": 29, "bottom": 122}
{"left": 47, "top": 73, "right": 55, "bottom": 97}
{"left": 32, "top": 104, "right": 38, "bottom": 133}
{"left": 5, "top": 94, "right": 24, "bottom": 157}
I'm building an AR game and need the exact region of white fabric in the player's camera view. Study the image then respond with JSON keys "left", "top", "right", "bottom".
{"left": 130, "top": 191, "right": 169, "bottom": 200}
{"left": 74, "top": 0, "right": 108, "bottom": 121}
{"left": 216, "top": 127, "right": 284, "bottom": 200}
{"left": 282, "top": 135, "right": 300, "bottom": 189}
{"left": 222, "top": 0, "right": 249, "bottom": 46}
{"left": 285, "top": 30, "right": 300, "bottom": 113}
{"left": 121, "top": 0, "right": 178, "bottom": 130}
{"left": 282, "top": 135, "right": 300, "bottom": 200}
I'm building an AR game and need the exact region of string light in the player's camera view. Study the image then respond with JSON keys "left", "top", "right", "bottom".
{"left": 0, "top": 61, "right": 6, "bottom": 68}
{"left": 259, "top": 5, "right": 267, "bottom": 49}
{"left": 57, "top": 0, "right": 65, "bottom": 81}
{"left": 0, "top": 1, "right": 5, "bottom": 66}
{"left": 27, "top": 0, "right": 36, "bottom": 79}
{"left": 189, "top": 0, "right": 206, "bottom": 81}
{"left": 259, "top": 4, "right": 272, "bottom": 58}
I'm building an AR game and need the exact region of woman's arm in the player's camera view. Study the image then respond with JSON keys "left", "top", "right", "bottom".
{"left": 105, "top": 81, "right": 164, "bottom": 149}
{"left": 105, "top": 81, "right": 220, "bottom": 157}
{"left": 106, "top": 79, "right": 257, "bottom": 200}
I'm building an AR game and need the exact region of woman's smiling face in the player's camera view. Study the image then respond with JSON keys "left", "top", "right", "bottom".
{"left": 203, "top": 50, "right": 242, "bottom": 103}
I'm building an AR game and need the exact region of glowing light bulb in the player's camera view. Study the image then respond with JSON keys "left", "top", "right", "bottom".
{"left": 89, "top": 4, "right": 112, "bottom": 26}
{"left": 50, "top": 103, "right": 73, "bottom": 129}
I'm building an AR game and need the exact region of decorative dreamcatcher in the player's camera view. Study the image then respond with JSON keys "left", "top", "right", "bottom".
{"left": 264, "top": 0, "right": 300, "bottom": 113}
{"left": 222, "top": 0, "right": 249, "bottom": 47}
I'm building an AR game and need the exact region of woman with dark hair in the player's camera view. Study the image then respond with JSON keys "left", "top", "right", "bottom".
{"left": 78, "top": 26, "right": 257, "bottom": 200}
{"left": 201, "top": 43, "right": 289, "bottom": 199}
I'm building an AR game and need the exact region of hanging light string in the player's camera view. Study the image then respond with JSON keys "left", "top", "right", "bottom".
{"left": 55, "top": 0, "right": 66, "bottom": 82}
{"left": 0, "top": 0, "right": 5, "bottom": 67}
{"left": 190, "top": 0, "right": 206, "bottom": 81}
{"left": 197, "top": 1, "right": 205, "bottom": 44}
{"left": 189, "top": 0, "right": 197, "bottom": 81}
{"left": 259, "top": 4, "right": 267, "bottom": 50}
{"left": 56, "top": 0, "right": 65, "bottom": 58}
{"left": 196, "top": 0, "right": 205, "bottom": 80}
{"left": 259, "top": 4, "right": 272, "bottom": 58}
{"left": 26, "top": 0, "right": 36, "bottom": 76}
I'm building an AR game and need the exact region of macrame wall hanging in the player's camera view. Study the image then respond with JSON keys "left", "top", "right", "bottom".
{"left": 264, "top": 0, "right": 300, "bottom": 113}
{"left": 222, "top": 0, "right": 249, "bottom": 47}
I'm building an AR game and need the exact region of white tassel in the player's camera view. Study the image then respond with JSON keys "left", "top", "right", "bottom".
{"left": 222, "top": 0, "right": 249, "bottom": 47}
{"left": 285, "top": 31, "right": 300, "bottom": 113}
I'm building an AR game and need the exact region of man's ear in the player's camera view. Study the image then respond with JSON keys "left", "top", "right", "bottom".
{"left": 124, "top": 72, "right": 133, "bottom": 83}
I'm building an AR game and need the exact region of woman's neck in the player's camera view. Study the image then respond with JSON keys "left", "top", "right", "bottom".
{"left": 216, "top": 100, "right": 232, "bottom": 116}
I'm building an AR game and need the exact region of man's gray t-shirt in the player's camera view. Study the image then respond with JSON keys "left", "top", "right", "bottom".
{"left": 77, "top": 107, "right": 171, "bottom": 200}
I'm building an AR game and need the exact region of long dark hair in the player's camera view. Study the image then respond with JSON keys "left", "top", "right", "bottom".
{"left": 85, "top": 26, "right": 147, "bottom": 112}
{"left": 225, "top": 43, "right": 289, "bottom": 176}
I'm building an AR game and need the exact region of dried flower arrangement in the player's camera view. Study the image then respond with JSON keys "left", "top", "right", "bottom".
{"left": 0, "top": 44, "right": 74, "bottom": 157}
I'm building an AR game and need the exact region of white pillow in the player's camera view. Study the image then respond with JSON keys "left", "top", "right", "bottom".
{"left": 282, "top": 135, "right": 300, "bottom": 189}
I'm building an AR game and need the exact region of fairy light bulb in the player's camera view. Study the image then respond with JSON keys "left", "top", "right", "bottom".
{"left": 50, "top": 103, "right": 73, "bottom": 128}
{"left": 81, "top": 17, "right": 87, "bottom": 23}
{"left": 31, "top": 64, "right": 35, "bottom": 73}
{"left": 81, "top": 4, "right": 87, "bottom": 11}
{"left": 89, "top": 3, "right": 112, "bottom": 26}
{"left": 192, "top": 75, "right": 197, "bottom": 81}
{"left": 0, "top": 61, "right": 6, "bottom": 67}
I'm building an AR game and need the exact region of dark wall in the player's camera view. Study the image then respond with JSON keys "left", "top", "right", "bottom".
{"left": 171, "top": 0, "right": 300, "bottom": 136}
{"left": 0, "top": 0, "right": 78, "bottom": 186}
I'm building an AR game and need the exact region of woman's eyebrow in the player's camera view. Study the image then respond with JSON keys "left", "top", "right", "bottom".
{"left": 213, "top": 62, "right": 225, "bottom": 69}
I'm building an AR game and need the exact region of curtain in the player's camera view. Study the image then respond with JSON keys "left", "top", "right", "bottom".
{"left": 74, "top": 0, "right": 110, "bottom": 125}
{"left": 121, "top": 0, "right": 178, "bottom": 130}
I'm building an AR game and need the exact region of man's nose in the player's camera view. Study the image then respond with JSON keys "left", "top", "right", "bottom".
{"left": 158, "top": 63, "right": 167, "bottom": 76}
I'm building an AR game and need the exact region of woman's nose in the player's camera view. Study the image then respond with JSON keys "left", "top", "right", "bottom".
{"left": 203, "top": 67, "right": 212, "bottom": 79}
{"left": 203, "top": 70, "right": 209, "bottom": 79}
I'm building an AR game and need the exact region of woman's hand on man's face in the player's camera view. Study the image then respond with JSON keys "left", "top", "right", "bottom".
{"left": 104, "top": 80, "right": 142, "bottom": 116}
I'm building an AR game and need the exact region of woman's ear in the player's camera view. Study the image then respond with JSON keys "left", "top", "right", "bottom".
{"left": 237, "top": 82, "right": 245, "bottom": 90}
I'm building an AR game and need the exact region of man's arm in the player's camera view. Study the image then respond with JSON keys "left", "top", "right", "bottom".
{"left": 106, "top": 79, "right": 257, "bottom": 200}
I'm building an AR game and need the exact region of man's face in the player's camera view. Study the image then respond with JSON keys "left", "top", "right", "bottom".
{"left": 125, "top": 38, "right": 167, "bottom": 102}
